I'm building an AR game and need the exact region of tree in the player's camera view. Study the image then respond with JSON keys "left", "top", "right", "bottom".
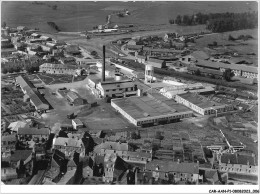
{"left": 223, "top": 68, "right": 234, "bottom": 81}
{"left": 195, "top": 69, "right": 201, "bottom": 76}
{"left": 228, "top": 34, "right": 236, "bottom": 41}
{"left": 2, "top": 21, "right": 7, "bottom": 28}
{"left": 175, "top": 15, "right": 182, "bottom": 25}
{"left": 2, "top": 67, "right": 8, "bottom": 74}
{"left": 52, "top": 5, "right": 57, "bottom": 10}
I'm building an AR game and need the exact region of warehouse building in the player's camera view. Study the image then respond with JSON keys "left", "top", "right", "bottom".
{"left": 66, "top": 91, "right": 84, "bottom": 106}
{"left": 111, "top": 93, "right": 193, "bottom": 127}
{"left": 16, "top": 76, "right": 50, "bottom": 111}
{"left": 175, "top": 92, "right": 234, "bottom": 115}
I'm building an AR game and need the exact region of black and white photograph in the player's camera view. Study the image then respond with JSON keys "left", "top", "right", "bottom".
{"left": 0, "top": 0, "right": 259, "bottom": 193}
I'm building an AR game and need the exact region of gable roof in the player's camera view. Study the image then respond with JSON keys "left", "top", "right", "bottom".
{"left": 18, "top": 127, "right": 50, "bottom": 135}
{"left": 1, "top": 135, "right": 17, "bottom": 142}
{"left": 147, "top": 58, "right": 165, "bottom": 64}
{"left": 54, "top": 137, "right": 84, "bottom": 148}
{"left": 146, "top": 160, "right": 199, "bottom": 174}
{"left": 94, "top": 141, "right": 128, "bottom": 153}
{"left": 10, "top": 150, "right": 32, "bottom": 162}
{"left": 221, "top": 153, "right": 256, "bottom": 166}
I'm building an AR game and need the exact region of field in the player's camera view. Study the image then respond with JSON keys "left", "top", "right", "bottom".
{"left": 36, "top": 74, "right": 87, "bottom": 85}
{"left": 195, "top": 29, "right": 258, "bottom": 65}
{"left": 2, "top": 1, "right": 257, "bottom": 33}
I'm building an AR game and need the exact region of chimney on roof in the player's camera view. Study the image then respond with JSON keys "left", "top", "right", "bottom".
{"left": 102, "top": 45, "right": 106, "bottom": 82}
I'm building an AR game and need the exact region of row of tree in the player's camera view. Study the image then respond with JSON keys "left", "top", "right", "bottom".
{"left": 171, "top": 12, "right": 257, "bottom": 33}
{"left": 2, "top": 60, "right": 42, "bottom": 74}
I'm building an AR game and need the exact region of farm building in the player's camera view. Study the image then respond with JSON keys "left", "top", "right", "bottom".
{"left": 111, "top": 93, "right": 193, "bottom": 127}
{"left": 16, "top": 76, "right": 50, "bottom": 111}
{"left": 66, "top": 91, "right": 84, "bottom": 106}
{"left": 72, "top": 119, "right": 84, "bottom": 130}
{"left": 175, "top": 92, "right": 234, "bottom": 116}
{"left": 39, "top": 63, "right": 77, "bottom": 75}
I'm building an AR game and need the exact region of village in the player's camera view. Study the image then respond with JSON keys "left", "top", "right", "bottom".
{"left": 1, "top": 20, "right": 258, "bottom": 187}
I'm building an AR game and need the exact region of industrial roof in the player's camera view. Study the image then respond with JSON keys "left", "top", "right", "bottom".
{"left": 177, "top": 92, "right": 224, "bottom": 109}
{"left": 111, "top": 93, "right": 192, "bottom": 120}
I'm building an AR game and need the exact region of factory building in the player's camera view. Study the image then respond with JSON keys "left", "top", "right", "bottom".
{"left": 111, "top": 93, "right": 193, "bottom": 127}
{"left": 175, "top": 93, "right": 234, "bottom": 115}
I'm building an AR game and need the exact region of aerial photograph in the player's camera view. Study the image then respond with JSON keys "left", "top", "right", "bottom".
{"left": 0, "top": 0, "right": 259, "bottom": 190}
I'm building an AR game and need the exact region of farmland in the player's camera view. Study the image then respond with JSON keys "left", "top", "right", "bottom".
{"left": 1, "top": 1, "right": 257, "bottom": 33}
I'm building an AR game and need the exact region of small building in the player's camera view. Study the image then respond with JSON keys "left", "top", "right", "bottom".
{"left": 67, "top": 91, "right": 84, "bottom": 106}
{"left": 81, "top": 156, "right": 94, "bottom": 178}
{"left": 8, "top": 121, "right": 27, "bottom": 133}
{"left": 127, "top": 40, "right": 137, "bottom": 46}
{"left": 136, "top": 55, "right": 146, "bottom": 64}
{"left": 17, "top": 26, "right": 28, "bottom": 31}
{"left": 72, "top": 119, "right": 84, "bottom": 130}
{"left": 127, "top": 45, "right": 143, "bottom": 51}
{"left": 40, "top": 35, "right": 52, "bottom": 41}
{"left": 30, "top": 33, "right": 41, "bottom": 39}
{"left": 65, "top": 45, "right": 81, "bottom": 56}
{"left": 1, "top": 168, "right": 18, "bottom": 181}
{"left": 94, "top": 141, "right": 129, "bottom": 156}
{"left": 175, "top": 92, "right": 234, "bottom": 116}
{"left": 146, "top": 58, "right": 166, "bottom": 69}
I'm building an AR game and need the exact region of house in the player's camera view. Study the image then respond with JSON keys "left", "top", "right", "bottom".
{"left": 40, "top": 35, "right": 52, "bottom": 41}
{"left": 9, "top": 150, "right": 34, "bottom": 176}
{"left": 67, "top": 91, "right": 84, "bottom": 106}
{"left": 65, "top": 45, "right": 81, "bottom": 55}
{"left": 1, "top": 135, "right": 17, "bottom": 158}
{"left": 8, "top": 121, "right": 27, "bottom": 133}
{"left": 136, "top": 55, "right": 146, "bottom": 64}
{"left": 1, "top": 168, "right": 18, "bottom": 181}
{"left": 219, "top": 153, "right": 258, "bottom": 175}
{"left": 44, "top": 150, "right": 66, "bottom": 182}
{"left": 94, "top": 141, "right": 129, "bottom": 156}
{"left": 103, "top": 153, "right": 129, "bottom": 183}
{"left": 53, "top": 137, "right": 85, "bottom": 158}
{"left": 145, "top": 160, "right": 200, "bottom": 183}
{"left": 72, "top": 119, "right": 84, "bottom": 130}
{"left": 17, "top": 26, "right": 28, "bottom": 31}
{"left": 39, "top": 63, "right": 77, "bottom": 75}
{"left": 146, "top": 58, "right": 166, "bottom": 68}
{"left": 30, "top": 33, "right": 41, "bottom": 39}
{"left": 200, "top": 169, "right": 220, "bottom": 185}
{"left": 121, "top": 151, "right": 152, "bottom": 167}
{"left": 17, "top": 127, "right": 50, "bottom": 141}
{"left": 81, "top": 156, "right": 94, "bottom": 178}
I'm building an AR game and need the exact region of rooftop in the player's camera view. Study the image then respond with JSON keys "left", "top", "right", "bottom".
{"left": 177, "top": 92, "right": 224, "bottom": 109}
{"left": 111, "top": 93, "right": 192, "bottom": 120}
{"left": 146, "top": 160, "right": 199, "bottom": 174}
{"left": 221, "top": 153, "right": 256, "bottom": 166}
{"left": 17, "top": 127, "right": 50, "bottom": 135}
{"left": 10, "top": 150, "right": 32, "bottom": 162}
{"left": 54, "top": 137, "right": 83, "bottom": 148}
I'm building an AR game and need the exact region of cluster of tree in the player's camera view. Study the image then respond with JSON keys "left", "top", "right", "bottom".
{"left": 47, "top": 21, "right": 60, "bottom": 31}
{"left": 171, "top": 12, "right": 257, "bottom": 33}
{"left": 2, "top": 21, "right": 7, "bottom": 28}
{"left": 52, "top": 5, "right": 58, "bottom": 10}
{"left": 228, "top": 34, "right": 254, "bottom": 41}
{"left": 2, "top": 62, "right": 23, "bottom": 74}
{"left": 24, "top": 63, "right": 40, "bottom": 74}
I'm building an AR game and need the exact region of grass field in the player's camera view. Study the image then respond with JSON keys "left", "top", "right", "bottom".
{"left": 2, "top": 1, "right": 257, "bottom": 33}
{"left": 37, "top": 74, "right": 86, "bottom": 85}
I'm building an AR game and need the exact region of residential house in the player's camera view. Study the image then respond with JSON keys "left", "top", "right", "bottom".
{"left": 145, "top": 160, "right": 200, "bottom": 183}
{"left": 103, "top": 153, "right": 129, "bottom": 183}
{"left": 9, "top": 150, "right": 34, "bottom": 176}
{"left": 53, "top": 137, "right": 85, "bottom": 158}
{"left": 136, "top": 55, "right": 146, "bottom": 64}
{"left": 1, "top": 135, "right": 17, "bottom": 158}
{"left": 40, "top": 35, "right": 52, "bottom": 41}
{"left": 121, "top": 151, "right": 152, "bottom": 169}
{"left": 81, "top": 156, "right": 94, "bottom": 178}
{"left": 44, "top": 150, "right": 67, "bottom": 182}
{"left": 1, "top": 168, "right": 18, "bottom": 181}
{"left": 219, "top": 153, "right": 258, "bottom": 175}
{"left": 200, "top": 169, "right": 220, "bottom": 184}
{"left": 8, "top": 121, "right": 27, "bottom": 133}
{"left": 94, "top": 141, "right": 128, "bottom": 156}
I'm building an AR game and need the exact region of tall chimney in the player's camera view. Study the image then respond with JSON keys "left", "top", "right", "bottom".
{"left": 102, "top": 45, "right": 106, "bottom": 82}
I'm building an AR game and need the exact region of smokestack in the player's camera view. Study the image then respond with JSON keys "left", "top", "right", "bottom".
{"left": 102, "top": 45, "right": 106, "bottom": 82}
